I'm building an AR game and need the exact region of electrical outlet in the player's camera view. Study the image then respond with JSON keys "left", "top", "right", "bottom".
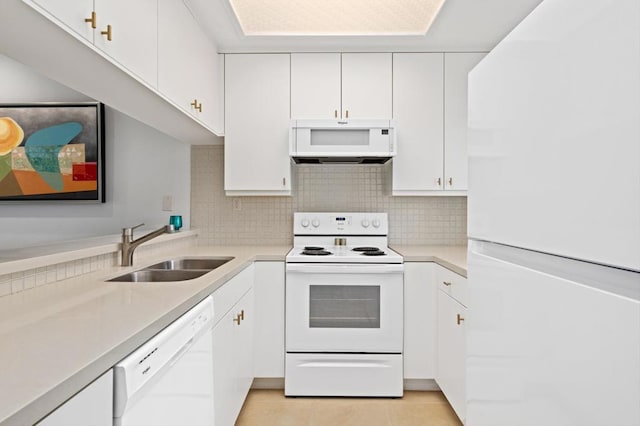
{"left": 162, "top": 195, "right": 173, "bottom": 211}
{"left": 233, "top": 198, "right": 242, "bottom": 211}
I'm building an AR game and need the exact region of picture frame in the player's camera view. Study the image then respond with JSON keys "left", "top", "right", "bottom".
{"left": 0, "top": 102, "right": 105, "bottom": 202}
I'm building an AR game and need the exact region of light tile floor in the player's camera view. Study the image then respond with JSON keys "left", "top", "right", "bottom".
{"left": 236, "top": 390, "right": 463, "bottom": 426}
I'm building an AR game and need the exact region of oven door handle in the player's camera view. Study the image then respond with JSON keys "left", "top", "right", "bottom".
{"left": 286, "top": 264, "right": 404, "bottom": 274}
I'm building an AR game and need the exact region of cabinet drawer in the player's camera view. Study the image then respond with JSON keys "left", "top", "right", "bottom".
{"left": 212, "top": 264, "right": 254, "bottom": 325}
{"left": 437, "top": 266, "right": 467, "bottom": 307}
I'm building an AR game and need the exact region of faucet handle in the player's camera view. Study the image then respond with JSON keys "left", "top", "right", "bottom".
{"left": 123, "top": 223, "right": 145, "bottom": 237}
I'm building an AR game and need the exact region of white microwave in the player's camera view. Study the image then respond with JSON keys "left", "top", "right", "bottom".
{"left": 289, "top": 119, "right": 396, "bottom": 164}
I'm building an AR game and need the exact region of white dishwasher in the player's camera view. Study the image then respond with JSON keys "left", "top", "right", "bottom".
{"left": 113, "top": 296, "right": 214, "bottom": 426}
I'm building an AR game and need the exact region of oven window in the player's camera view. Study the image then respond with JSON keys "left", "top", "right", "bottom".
{"left": 309, "top": 285, "right": 381, "bottom": 328}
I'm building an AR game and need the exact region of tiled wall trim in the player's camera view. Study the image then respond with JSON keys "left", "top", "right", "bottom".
{"left": 0, "top": 236, "right": 197, "bottom": 298}
{"left": 192, "top": 146, "right": 467, "bottom": 246}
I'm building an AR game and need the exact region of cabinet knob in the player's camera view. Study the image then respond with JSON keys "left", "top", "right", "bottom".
{"left": 437, "top": 177, "right": 442, "bottom": 186}
{"left": 234, "top": 314, "right": 241, "bottom": 325}
{"left": 443, "top": 281, "right": 452, "bottom": 286}
{"left": 448, "top": 177, "right": 453, "bottom": 186}
{"left": 282, "top": 177, "right": 286, "bottom": 186}
{"left": 84, "top": 11, "right": 96, "bottom": 29}
{"left": 457, "top": 314, "right": 465, "bottom": 325}
{"left": 345, "top": 110, "right": 349, "bottom": 119}
{"left": 334, "top": 110, "right": 338, "bottom": 118}
{"left": 101, "top": 24, "right": 112, "bottom": 41}
{"left": 239, "top": 309, "right": 245, "bottom": 321}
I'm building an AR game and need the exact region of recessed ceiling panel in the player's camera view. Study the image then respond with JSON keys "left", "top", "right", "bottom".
{"left": 228, "top": 0, "right": 446, "bottom": 36}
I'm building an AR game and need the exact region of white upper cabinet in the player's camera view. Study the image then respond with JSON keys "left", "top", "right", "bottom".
{"left": 392, "top": 53, "right": 444, "bottom": 193}
{"left": 444, "top": 53, "right": 485, "bottom": 191}
{"left": 93, "top": 0, "right": 158, "bottom": 87}
{"left": 14, "top": 0, "right": 221, "bottom": 142}
{"left": 224, "top": 54, "right": 291, "bottom": 195}
{"left": 30, "top": 0, "right": 95, "bottom": 43}
{"left": 341, "top": 53, "right": 392, "bottom": 119}
{"left": 392, "top": 52, "right": 485, "bottom": 195}
{"left": 291, "top": 53, "right": 341, "bottom": 119}
{"left": 158, "top": 0, "right": 222, "bottom": 133}
{"left": 291, "top": 53, "right": 392, "bottom": 119}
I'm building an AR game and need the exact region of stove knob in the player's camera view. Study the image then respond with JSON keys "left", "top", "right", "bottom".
{"left": 372, "top": 219, "right": 381, "bottom": 228}
{"left": 361, "top": 219, "right": 370, "bottom": 228}
{"left": 311, "top": 219, "right": 320, "bottom": 228}
{"left": 301, "top": 219, "right": 310, "bottom": 228}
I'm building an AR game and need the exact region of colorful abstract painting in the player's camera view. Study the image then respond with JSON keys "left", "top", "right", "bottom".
{"left": 0, "top": 103, "right": 105, "bottom": 202}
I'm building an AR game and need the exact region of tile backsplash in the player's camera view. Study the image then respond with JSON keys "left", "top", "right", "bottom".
{"left": 191, "top": 145, "right": 467, "bottom": 246}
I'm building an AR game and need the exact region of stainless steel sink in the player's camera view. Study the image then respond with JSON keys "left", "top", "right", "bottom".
{"left": 107, "top": 256, "right": 234, "bottom": 282}
{"left": 143, "top": 257, "right": 234, "bottom": 271}
{"left": 108, "top": 269, "right": 210, "bottom": 282}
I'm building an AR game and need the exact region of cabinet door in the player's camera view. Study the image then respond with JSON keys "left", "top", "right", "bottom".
{"left": 37, "top": 370, "right": 113, "bottom": 426}
{"left": 212, "top": 306, "right": 237, "bottom": 426}
{"left": 341, "top": 53, "right": 392, "bottom": 119}
{"left": 392, "top": 53, "right": 444, "bottom": 194}
{"left": 158, "top": 0, "right": 201, "bottom": 114}
{"left": 444, "top": 53, "right": 485, "bottom": 191}
{"left": 436, "top": 289, "right": 466, "bottom": 423}
{"left": 403, "top": 263, "right": 437, "bottom": 379}
{"left": 291, "top": 53, "right": 341, "bottom": 119}
{"left": 30, "top": 0, "right": 95, "bottom": 43}
{"left": 94, "top": 0, "right": 158, "bottom": 86}
{"left": 224, "top": 54, "right": 291, "bottom": 195}
{"left": 253, "top": 262, "right": 285, "bottom": 377}
{"left": 197, "top": 50, "right": 224, "bottom": 134}
{"left": 235, "top": 287, "right": 255, "bottom": 403}
{"left": 213, "top": 287, "right": 254, "bottom": 426}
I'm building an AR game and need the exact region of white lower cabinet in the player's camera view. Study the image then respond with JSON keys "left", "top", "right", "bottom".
{"left": 37, "top": 370, "right": 113, "bottom": 426}
{"left": 253, "top": 261, "right": 285, "bottom": 378}
{"left": 403, "top": 263, "right": 437, "bottom": 381}
{"left": 437, "top": 289, "right": 466, "bottom": 423}
{"left": 212, "top": 268, "right": 255, "bottom": 426}
{"left": 435, "top": 266, "right": 467, "bottom": 423}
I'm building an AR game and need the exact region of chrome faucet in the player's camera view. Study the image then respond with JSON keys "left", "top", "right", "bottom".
{"left": 121, "top": 223, "right": 174, "bottom": 266}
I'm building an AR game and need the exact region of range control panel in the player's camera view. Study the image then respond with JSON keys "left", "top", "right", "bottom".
{"left": 293, "top": 212, "right": 388, "bottom": 235}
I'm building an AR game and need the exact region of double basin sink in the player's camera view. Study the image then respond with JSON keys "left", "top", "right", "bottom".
{"left": 108, "top": 257, "right": 234, "bottom": 282}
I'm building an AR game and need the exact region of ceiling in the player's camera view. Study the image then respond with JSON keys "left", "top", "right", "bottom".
{"left": 185, "top": 0, "right": 544, "bottom": 53}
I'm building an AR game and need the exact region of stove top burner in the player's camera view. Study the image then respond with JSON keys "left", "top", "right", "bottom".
{"left": 361, "top": 250, "right": 387, "bottom": 256}
{"left": 352, "top": 247, "right": 382, "bottom": 252}
{"left": 301, "top": 249, "right": 332, "bottom": 256}
{"left": 304, "top": 246, "right": 325, "bottom": 251}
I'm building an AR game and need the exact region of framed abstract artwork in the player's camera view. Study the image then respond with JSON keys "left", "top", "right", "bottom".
{"left": 0, "top": 102, "right": 105, "bottom": 202}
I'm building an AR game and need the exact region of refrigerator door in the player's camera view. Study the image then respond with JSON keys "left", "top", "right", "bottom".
{"left": 467, "top": 242, "right": 640, "bottom": 426}
{"left": 467, "top": 0, "right": 640, "bottom": 271}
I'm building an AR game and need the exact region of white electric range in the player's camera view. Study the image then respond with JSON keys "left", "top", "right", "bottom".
{"left": 285, "top": 212, "right": 404, "bottom": 397}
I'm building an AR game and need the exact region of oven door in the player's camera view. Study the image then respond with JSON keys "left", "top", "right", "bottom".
{"left": 286, "top": 263, "right": 403, "bottom": 353}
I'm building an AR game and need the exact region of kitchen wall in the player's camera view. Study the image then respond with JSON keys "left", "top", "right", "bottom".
{"left": 192, "top": 145, "right": 467, "bottom": 246}
{"left": 0, "top": 55, "right": 191, "bottom": 250}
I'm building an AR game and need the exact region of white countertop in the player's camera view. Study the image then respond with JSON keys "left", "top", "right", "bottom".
{"left": 0, "top": 245, "right": 289, "bottom": 426}
{"left": 0, "top": 244, "right": 467, "bottom": 425}
{"left": 391, "top": 245, "right": 468, "bottom": 277}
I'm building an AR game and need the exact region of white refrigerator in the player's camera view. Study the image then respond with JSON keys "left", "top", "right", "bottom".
{"left": 466, "top": 0, "right": 640, "bottom": 425}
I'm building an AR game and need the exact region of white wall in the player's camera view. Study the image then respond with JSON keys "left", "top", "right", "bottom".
{"left": 0, "top": 54, "right": 191, "bottom": 249}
